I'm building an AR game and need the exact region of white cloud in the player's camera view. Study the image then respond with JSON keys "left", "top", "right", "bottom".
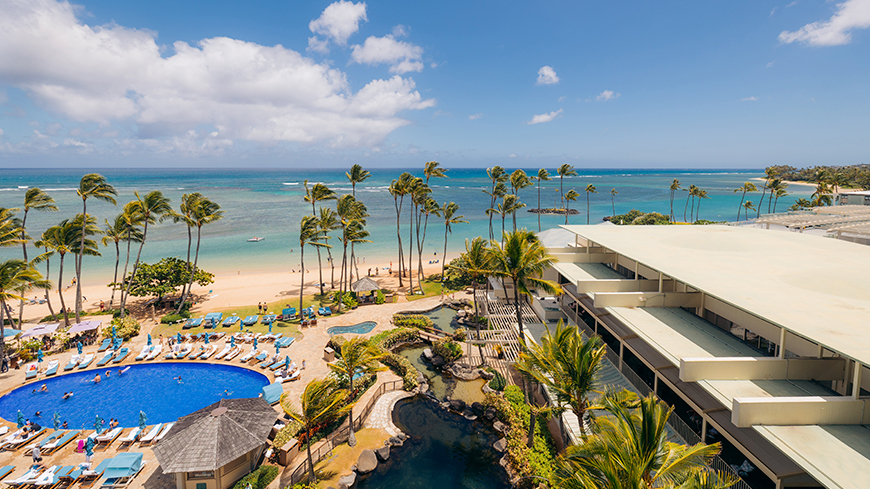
{"left": 468, "top": 113, "right": 482, "bottom": 120}
{"left": 771, "top": 7, "right": 779, "bottom": 16}
{"left": 536, "top": 66, "right": 559, "bottom": 85}
{"left": 0, "top": 129, "right": 4, "bottom": 136}
{"left": 596, "top": 90, "right": 620, "bottom": 101}
{"left": 307, "top": 36, "right": 330, "bottom": 54}
{"left": 508, "top": 153, "right": 517, "bottom": 158}
{"left": 526, "top": 108, "right": 563, "bottom": 125}
{"left": 0, "top": 0, "right": 434, "bottom": 149}
{"left": 766, "top": 61, "right": 776, "bottom": 68}
{"left": 351, "top": 33, "right": 424, "bottom": 74}
{"left": 308, "top": 0, "right": 367, "bottom": 45}
{"left": 741, "top": 96, "right": 758, "bottom": 101}
{"left": 779, "top": 0, "right": 870, "bottom": 46}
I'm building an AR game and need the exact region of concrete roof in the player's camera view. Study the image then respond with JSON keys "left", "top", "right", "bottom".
{"left": 552, "top": 262, "right": 624, "bottom": 282}
{"left": 700, "top": 379, "right": 834, "bottom": 408}
{"left": 561, "top": 225, "right": 870, "bottom": 365}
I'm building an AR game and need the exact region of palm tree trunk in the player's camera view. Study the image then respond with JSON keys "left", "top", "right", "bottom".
{"left": 684, "top": 193, "right": 690, "bottom": 222}
{"left": 110, "top": 242, "right": 120, "bottom": 309}
{"left": 348, "top": 377, "right": 357, "bottom": 447}
{"left": 564, "top": 201, "right": 569, "bottom": 225}
{"left": 773, "top": 195, "right": 779, "bottom": 213}
{"left": 18, "top": 211, "right": 29, "bottom": 326}
{"left": 0, "top": 298, "right": 6, "bottom": 359}
{"left": 560, "top": 176, "right": 564, "bottom": 209}
{"left": 394, "top": 197, "right": 404, "bottom": 288}
{"left": 501, "top": 213, "right": 506, "bottom": 237}
{"left": 587, "top": 193, "right": 591, "bottom": 225}
{"left": 757, "top": 188, "right": 766, "bottom": 218}
{"left": 75, "top": 200, "right": 86, "bottom": 324}
{"left": 327, "top": 247, "right": 335, "bottom": 289}
{"left": 441, "top": 225, "right": 448, "bottom": 281}
{"left": 184, "top": 226, "right": 203, "bottom": 310}
{"left": 44, "top": 252, "right": 56, "bottom": 320}
{"left": 527, "top": 400, "right": 537, "bottom": 448}
{"left": 737, "top": 191, "right": 746, "bottom": 221}
{"left": 179, "top": 223, "right": 193, "bottom": 303}
{"left": 669, "top": 191, "right": 675, "bottom": 222}
{"left": 305, "top": 427, "right": 316, "bottom": 483}
{"left": 299, "top": 245, "right": 305, "bottom": 313}
{"left": 123, "top": 220, "right": 151, "bottom": 318}
{"left": 513, "top": 284, "right": 524, "bottom": 348}
{"left": 611, "top": 194, "right": 615, "bottom": 216}
{"left": 537, "top": 182, "right": 542, "bottom": 232}
{"left": 58, "top": 254, "right": 69, "bottom": 326}
{"left": 120, "top": 229, "right": 133, "bottom": 315}
{"left": 512, "top": 208, "right": 517, "bottom": 231}
{"left": 408, "top": 206, "right": 414, "bottom": 295}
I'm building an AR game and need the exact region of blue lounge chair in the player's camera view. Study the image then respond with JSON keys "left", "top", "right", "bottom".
{"left": 79, "top": 458, "right": 112, "bottom": 484}
{"left": 78, "top": 353, "right": 95, "bottom": 369}
{"left": 63, "top": 355, "right": 80, "bottom": 371}
{"left": 253, "top": 352, "right": 267, "bottom": 362}
{"left": 25, "top": 365, "right": 38, "bottom": 381}
{"left": 183, "top": 318, "right": 203, "bottom": 329}
{"left": 0, "top": 465, "right": 14, "bottom": 482}
{"left": 261, "top": 382, "right": 283, "bottom": 405}
{"left": 96, "top": 351, "right": 114, "bottom": 367}
{"left": 97, "top": 339, "right": 111, "bottom": 352}
{"left": 204, "top": 312, "right": 223, "bottom": 329}
{"left": 276, "top": 337, "right": 295, "bottom": 348}
{"left": 222, "top": 316, "right": 239, "bottom": 327}
{"left": 261, "top": 314, "right": 277, "bottom": 325}
{"left": 26, "top": 429, "right": 62, "bottom": 452}
{"left": 112, "top": 348, "right": 130, "bottom": 363}
{"left": 99, "top": 452, "right": 146, "bottom": 487}
{"left": 258, "top": 357, "right": 274, "bottom": 369}
{"left": 43, "top": 430, "right": 80, "bottom": 454}
{"left": 266, "top": 359, "right": 285, "bottom": 370}
{"left": 44, "top": 361, "right": 59, "bottom": 376}
{"left": 59, "top": 466, "right": 84, "bottom": 485}
{"left": 243, "top": 315, "right": 259, "bottom": 326}
{"left": 281, "top": 307, "right": 296, "bottom": 320}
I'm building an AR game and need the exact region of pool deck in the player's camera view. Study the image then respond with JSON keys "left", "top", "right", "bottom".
{"left": 0, "top": 294, "right": 449, "bottom": 487}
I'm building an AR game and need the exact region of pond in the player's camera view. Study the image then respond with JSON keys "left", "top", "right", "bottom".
{"left": 354, "top": 397, "right": 510, "bottom": 489}
{"left": 416, "top": 306, "right": 460, "bottom": 334}
{"left": 397, "top": 346, "right": 487, "bottom": 405}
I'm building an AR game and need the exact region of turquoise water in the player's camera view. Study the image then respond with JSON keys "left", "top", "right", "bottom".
{"left": 0, "top": 363, "right": 269, "bottom": 428}
{"left": 0, "top": 168, "right": 812, "bottom": 284}
{"left": 417, "top": 306, "right": 459, "bottom": 334}
{"left": 326, "top": 321, "right": 377, "bottom": 335}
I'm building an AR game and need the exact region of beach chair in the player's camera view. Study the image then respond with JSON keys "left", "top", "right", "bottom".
{"left": 32, "top": 465, "right": 62, "bottom": 487}
{"left": 117, "top": 427, "right": 141, "bottom": 448}
{"left": 145, "top": 344, "right": 163, "bottom": 360}
{"left": 6, "top": 465, "right": 45, "bottom": 486}
{"left": 222, "top": 315, "right": 239, "bottom": 327}
{"left": 59, "top": 466, "right": 84, "bottom": 486}
{"left": 239, "top": 348, "right": 256, "bottom": 362}
{"left": 0, "top": 429, "right": 21, "bottom": 448}
{"left": 153, "top": 422, "right": 174, "bottom": 444}
{"left": 41, "top": 466, "right": 75, "bottom": 487}
{"left": 79, "top": 458, "right": 112, "bottom": 484}
{"left": 134, "top": 345, "right": 151, "bottom": 361}
{"left": 242, "top": 315, "right": 259, "bottom": 326}
{"left": 97, "top": 453, "right": 146, "bottom": 488}
{"left": 95, "top": 351, "right": 114, "bottom": 367}
{"left": 281, "top": 307, "right": 296, "bottom": 321}
{"left": 64, "top": 355, "right": 81, "bottom": 371}
{"left": 112, "top": 348, "right": 130, "bottom": 363}
{"left": 258, "top": 355, "right": 279, "bottom": 368}
{"left": 204, "top": 312, "right": 223, "bottom": 329}
{"left": 175, "top": 346, "right": 192, "bottom": 359}
{"left": 97, "top": 339, "right": 111, "bottom": 352}
{"left": 0, "top": 465, "right": 15, "bottom": 482}
{"left": 5, "top": 427, "right": 46, "bottom": 450}
{"left": 78, "top": 353, "right": 95, "bottom": 369}
{"left": 24, "top": 363, "right": 38, "bottom": 380}
{"left": 24, "top": 429, "right": 62, "bottom": 454}
{"left": 138, "top": 424, "right": 162, "bottom": 446}
{"left": 44, "top": 360, "right": 60, "bottom": 376}
{"left": 96, "top": 428, "right": 123, "bottom": 449}
{"left": 252, "top": 351, "right": 267, "bottom": 363}
{"left": 225, "top": 346, "right": 242, "bottom": 360}
{"left": 215, "top": 344, "right": 232, "bottom": 360}
{"left": 200, "top": 345, "right": 217, "bottom": 360}
{"left": 42, "top": 430, "right": 80, "bottom": 454}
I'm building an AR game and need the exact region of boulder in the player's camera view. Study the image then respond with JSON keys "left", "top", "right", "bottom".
{"left": 483, "top": 408, "right": 498, "bottom": 422}
{"left": 493, "top": 438, "right": 507, "bottom": 452}
{"left": 446, "top": 363, "right": 478, "bottom": 380}
{"left": 397, "top": 432, "right": 408, "bottom": 440}
{"left": 448, "top": 398, "right": 467, "bottom": 412}
{"left": 462, "top": 409, "right": 477, "bottom": 421}
{"left": 493, "top": 421, "right": 507, "bottom": 433}
{"left": 376, "top": 445, "right": 391, "bottom": 462}
{"left": 356, "top": 449, "right": 378, "bottom": 474}
{"left": 416, "top": 372, "right": 426, "bottom": 384}
{"left": 431, "top": 355, "right": 446, "bottom": 367}
{"left": 479, "top": 369, "right": 495, "bottom": 380}
{"left": 338, "top": 472, "right": 356, "bottom": 489}
{"left": 418, "top": 382, "right": 429, "bottom": 395}
{"left": 388, "top": 436, "right": 404, "bottom": 447}
{"left": 471, "top": 402, "right": 485, "bottom": 415}
{"left": 422, "top": 348, "right": 434, "bottom": 360}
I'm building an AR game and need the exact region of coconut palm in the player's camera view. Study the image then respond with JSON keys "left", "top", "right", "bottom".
{"left": 509, "top": 169, "right": 532, "bottom": 229}
{"left": 811, "top": 170, "right": 833, "bottom": 207}
{"left": 0, "top": 260, "right": 50, "bottom": 357}
{"left": 497, "top": 194, "right": 525, "bottom": 234}
{"left": 756, "top": 167, "right": 779, "bottom": 218}
{"left": 335, "top": 195, "right": 369, "bottom": 306}
{"left": 609, "top": 188, "right": 618, "bottom": 216}
{"left": 771, "top": 180, "right": 789, "bottom": 213}
{"left": 169, "top": 193, "right": 201, "bottom": 302}
{"left": 0, "top": 208, "right": 22, "bottom": 248}
{"left": 346, "top": 164, "right": 371, "bottom": 197}
{"left": 424, "top": 161, "right": 448, "bottom": 184}
{"left": 389, "top": 173, "right": 414, "bottom": 287}
{"left": 176, "top": 196, "right": 223, "bottom": 313}
{"left": 485, "top": 167, "right": 509, "bottom": 240}
{"left": 328, "top": 337, "right": 386, "bottom": 447}
{"left": 101, "top": 214, "right": 143, "bottom": 310}
{"left": 413, "top": 188, "right": 436, "bottom": 283}
{"left": 304, "top": 181, "right": 337, "bottom": 296}
{"left": 121, "top": 191, "right": 171, "bottom": 318}
{"left": 19, "top": 189, "right": 57, "bottom": 263}
{"left": 487, "top": 230, "right": 562, "bottom": 347}
{"left": 298, "top": 215, "right": 327, "bottom": 314}
{"left": 439, "top": 202, "right": 467, "bottom": 280}
{"left": 564, "top": 190, "right": 579, "bottom": 225}
{"left": 117, "top": 202, "right": 143, "bottom": 314}
{"left": 535, "top": 169, "right": 551, "bottom": 231}
{"left": 516, "top": 322, "right": 604, "bottom": 435}
{"left": 557, "top": 164, "right": 578, "bottom": 210}
{"left": 694, "top": 188, "right": 710, "bottom": 222}
{"left": 685, "top": 185, "right": 698, "bottom": 222}
{"left": 75, "top": 174, "right": 116, "bottom": 322}
{"left": 44, "top": 217, "right": 100, "bottom": 326}
{"left": 830, "top": 171, "right": 847, "bottom": 205}
{"left": 405, "top": 177, "right": 425, "bottom": 292}
{"left": 280, "top": 378, "right": 353, "bottom": 484}
{"left": 318, "top": 208, "right": 341, "bottom": 289}
{"left": 669, "top": 179, "right": 682, "bottom": 222}
{"left": 554, "top": 393, "right": 734, "bottom": 489}
{"left": 742, "top": 201, "right": 756, "bottom": 221}
{"left": 733, "top": 182, "right": 757, "bottom": 221}
{"left": 450, "top": 237, "right": 491, "bottom": 364}
{"left": 585, "top": 185, "right": 598, "bottom": 225}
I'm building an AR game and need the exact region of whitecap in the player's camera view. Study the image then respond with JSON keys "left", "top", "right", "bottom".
{"left": 17, "top": 186, "right": 28, "bottom": 189}
{"left": 282, "top": 182, "right": 299, "bottom": 186}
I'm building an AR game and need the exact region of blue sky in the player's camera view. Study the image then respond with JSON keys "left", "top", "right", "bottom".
{"left": 0, "top": 0, "right": 867, "bottom": 168}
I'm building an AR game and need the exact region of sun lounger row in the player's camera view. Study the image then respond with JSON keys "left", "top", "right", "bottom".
{"left": 8, "top": 452, "right": 147, "bottom": 488}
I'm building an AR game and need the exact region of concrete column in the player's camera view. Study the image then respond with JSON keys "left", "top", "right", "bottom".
{"left": 778, "top": 328, "right": 786, "bottom": 359}
{"left": 853, "top": 361, "right": 863, "bottom": 399}
{"left": 653, "top": 373, "right": 659, "bottom": 394}
{"left": 701, "top": 417, "right": 707, "bottom": 441}
{"left": 619, "top": 342, "right": 624, "bottom": 370}
{"left": 634, "top": 262, "right": 639, "bottom": 282}
{"left": 658, "top": 273, "right": 663, "bottom": 293}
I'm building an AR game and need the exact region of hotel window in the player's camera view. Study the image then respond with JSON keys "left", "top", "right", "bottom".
{"left": 196, "top": 484, "right": 206, "bottom": 489}
{"left": 189, "top": 471, "right": 214, "bottom": 480}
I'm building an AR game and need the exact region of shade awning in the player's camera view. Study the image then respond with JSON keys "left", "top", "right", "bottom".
{"left": 20, "top": 323, "right": 60, "bottom": 338}
{"left": 102, "top": 453, "right": 144, "bottom": 479}
{"left": 68, "top": 320, "right": 102, "bottom": 334}
{"left": 350, "top": 277, "right": 380, "bottom": 293}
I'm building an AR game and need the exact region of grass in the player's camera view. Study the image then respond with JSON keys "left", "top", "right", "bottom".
{"left": 312, "top": 428, "right": 390, "bottom": 488}
{"left": 405, "top": 279, "right": 460, "bottom": 302}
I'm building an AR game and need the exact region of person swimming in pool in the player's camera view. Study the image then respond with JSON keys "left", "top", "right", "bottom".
{"left": 105, "top": 370, "right": 110, "bottom": 378}
{"left": 94, "top": 373, "right": 101, "bottom": 383}
{"left": 62, "top": 391, "right": 73, "bottom": 400}
{"left": 173, "top": 375, "right": 183, "bottom": 384}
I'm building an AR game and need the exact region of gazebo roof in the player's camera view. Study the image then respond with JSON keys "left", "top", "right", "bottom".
{"left": 152, "top": 397, "right": 277, "bottom": 473}
{"left": 350, "top": 276, "right": 380, "bottom": 293}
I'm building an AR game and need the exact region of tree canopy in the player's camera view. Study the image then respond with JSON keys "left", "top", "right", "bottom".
{"left": 121, "top": 256, "right": 213, "bottom": 298}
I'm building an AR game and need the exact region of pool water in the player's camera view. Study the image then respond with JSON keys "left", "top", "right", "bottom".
{"left": 355, "top": 397, "right": 509, "bottom": 489}
{"left": 397, "top": 346, "right": 487, "bottom": 405}
{"left": 0, "top": 363, "right": 269, "bottom": 429}
{"left": 327, "top": 321, "right": 377, "bottom": 335}
{"left": 416, "top": 306, "right": 460, "bottom": 334}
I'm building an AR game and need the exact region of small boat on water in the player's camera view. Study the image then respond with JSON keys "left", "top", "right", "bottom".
{"left": 247, "top": 237, "right": 265, "bottom": 242}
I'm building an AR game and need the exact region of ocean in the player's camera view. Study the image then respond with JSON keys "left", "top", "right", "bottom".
{"left": 0, "top": 168, "right": 811, "bottom": 284}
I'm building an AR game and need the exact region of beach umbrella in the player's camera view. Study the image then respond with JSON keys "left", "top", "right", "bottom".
{"left": 284, "top": 356, "right": 290, "bottom": 370}
{"left": 113, "top": 337, "right": 122, "bottom": 350}
{"left": 94, "top": 415, "right": 103, "bottom": 433}
{"left": 230, "top": 336, "right": 235, "bottom": 348}
{"left": 37, "top": 349, "right": 44, "bottom": 363}
{"left": 139, "top": 411, "right": 147, "bottom": 432}
{"left": 275, "top": 343, "right": 280, "bottom": 354}
{"left": 204, "top": 333, "right": 210, "bottom": 345}
{"left": 16, "top": 410, "right": 24, "bottom": 429}
{"left": 269, "top": 323, "right": 273, "bottom": 333}
{"left": 53, "top": 412, "right": 61, "bottom": 430}
{"left": 253, "top": 337, "right": 258, "bottom": 349}
{"left": 176, "top": 333, "right": 182, "bottom": 344}
{"left": 84, "top": 437, "right": 95, "bottom": 457}
{"left": 77, "top": 341, "right": 83, "bottom": 355}
{"left": 239, "top": 323, "right": 243, "bottom": 331}
{"left": 111, "top": 325, "right": 116, "bottom": 337}
{"left": 147, "top": 334, "right": 152, "bottom": 346}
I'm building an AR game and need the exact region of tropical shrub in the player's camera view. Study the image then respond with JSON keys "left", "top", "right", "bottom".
{"left": 327, "top": 335, "right": 347, "bottom": 353}
{"left": 17, "top": 338, "right": 43, "bottom": 361}
{"left": 375, "top": 289, "right": 386, "bottom": 305}
{"left": 341, "top": 293, "right": 359, "bottom": 309}
{"left": 231, "top": 465, "right": 278, "bottom": 489}
{"left": 486, "top": 367, "right": 506, "bottom": 391}
{"left": 273, "top": 420, "right": 303, "bottom": 449}
{"left": 369, "top": 328, "right": 421, "bottom": 390}
{"left": 160, "top": 311, "right": 190, "bottom": 324}
{"left": 453, "top": 327, "right": 466, "bottom": 342}
{"left": 432, "top": 337, "right": 462, "bottom": 362}
{"left": 369, "top": 328, "right": 419, "bottom": 350}
{"left": 102, "top": 316, "right": 140, "bottom": 340}
{"left": 392, "top": 314, "right": 433, "bottom": 329}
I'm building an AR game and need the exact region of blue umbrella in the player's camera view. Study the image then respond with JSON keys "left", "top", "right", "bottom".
{"left": 230, "top": 336, "right": 235, "bottom": 348}
{"left": 139, "top": 411, "right": 147, "bottom": 432}
{"left": 16, "top": 410, "right": 24, "bottom": 429}
{"left": 239, "top": 323, "right": 243, "bottom": 331}
{"left": 53, "top": 412, "right": 61, "bottom": 430}
{"left": 77, "top": 341, "right": 83, "bottom": 355}
{"left": 269, "top": 323, "right": 273, "bottom": 333}
{"left": 204, "top": 333, "right": 210, "bottom": 345}
{"left": 113, "top": 337, "right": 122, "bottom": 350}
{"left": 284, "top": 355, "right": 290, "bottom": 370}
{"left": 111, "top": 325, "right": 116, "bottom": 337}
{"left": 37, "top": 349, "right": 44, "bottom": 363}
{"left": 176, "top": 333, "right": 182, "bottom": 344}
{"left": 94, "top": 415, "right": 103, "bottom": 433}
{"left": 253, "top": 338, "right": 258, "bottom": 350}
{"left": 84, "top": 437, "right": 95, "bottom": 457}
{"left": 275, "top": 343, "right": 280, "bottom": 354}
{"left": 147, "top": 334, "right": 152, "bottom": 346}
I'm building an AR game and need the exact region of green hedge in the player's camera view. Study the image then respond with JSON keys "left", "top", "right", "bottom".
{"left": 160, "top": 311, "right": 191, "bottom": 324}
{"left": 101, "top": 316, "right": 140, "bottom": 340}
{"left": 327, "top": 334, "right": 347, "bottom": 353}
{"left": 432, "top": 337, "right": 462, "bottom": 362}
{"left": 231, "top": 465, "right": 278, "bottom": 489}
{"left": 392, "top": 314, "right": 434, "bottom": 329}
{"left": 486, "top": 367, "right": 506, "bottom": 391}
{"left": 369, "top": 328, "right": 421, "bottom": 391}
{"left": 273, "top": 420, "right": 303, "bottom": 449}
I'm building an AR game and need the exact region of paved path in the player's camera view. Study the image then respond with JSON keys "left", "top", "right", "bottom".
{"left": 364, "top": 390, "right": 413, "bottom": 436}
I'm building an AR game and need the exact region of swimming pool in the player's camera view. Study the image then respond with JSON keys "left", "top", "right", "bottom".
{"left": 327, "top": 321, "right": 377, "bottom": 335}
{"left": 0, "top": 363, "right": 269, "bottom": 429}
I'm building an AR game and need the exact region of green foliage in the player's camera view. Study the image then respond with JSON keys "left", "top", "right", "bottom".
{"left": 692, "top": 219, "right": 726, "bottom": 225}
{"left": 441, "top": 258, "right": 474, "bottom": 290}
{"left": 231, "top": 465, "right": 278, "bottom": 489}
{"left": 369, "top": 328, "right": 420, "bottom": 350}
{"left": 770, "top": 164, "right": 870, "bottom": 189}
{"left": 124, "top": 256, "right": 214, "bottom": 299}
{"left": 17, "top": 338, "right": 43, "bottom": 361}
{"left": 273, "top": 420, "right": 303, "bottom": 449}
{"left": 486, "top": 367, "right": 506, "bottom": 391}
{"left": 102, "top": 316, "right": 140, "bottom": 340}
{"left": 392, "top": 314, "right": 434, "bottom": 329}
{"left": 453, "top": 327, "right": 466, "bottom": 342}
{"left": 432, "top": 337, "right": 462, "bottom": 362}
{"left": 609, "top": 209, "right": 672, "bottom": 226}
{"left": 327, "top": 334, "right": 347, "bottom": 353}
{"left": 375, "top": 289, "right": 386, "bottom": 305}
{"left": 341, "top": 293, "right": 359, "bottom": 309}
{"left": 369, "top": 328, "right": 422, "bottom": 390}
{"left": 286, "top": 483, "right": 317, "bottom": 489}
{"left": 160, "top": 311, "right": 191, "bottom": 324}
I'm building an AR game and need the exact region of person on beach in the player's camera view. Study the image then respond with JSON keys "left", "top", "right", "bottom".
{"left": 99, "top": 300, "right": 105, "bottom": 311}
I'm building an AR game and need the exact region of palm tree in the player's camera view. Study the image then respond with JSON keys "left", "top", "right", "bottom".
{"left": 45, "top": 218, "right": 100, "bottom": 326}
{"left": 685, "top": 184, "right": 698, "bottom": 222}
{"left": 328, "top": 337, "right": 386, "bottom": 447}
{"left": 117, "top": 202, "right": 143, "bottom": 315}
{"left": 280, "top": 378, "right": 353, "bottom": 484}
{"left": 304, "top": 181, "right": 337, "bottom": 296}
{"left": 389, "top": 174, "right": 413, "bottom": 287}
{"left": 830, "top": 171, "right": 847, "bottom": 205}
{"left": 405, "top": 177, "right": 424, "bottom": 292}
{"left": 498, "top": 194, "right": 524, "bottom": 234}
{"left": 298, "top": 215, "right": 326, "bottom": 315}
{"left": 485, "top": 167, "right": 509, "bottom": 240}
{"left": 450, "top": 237, "right": 491, "bottom": 364}
{"left": 439, "top": 202, "right": 467, "bottom": 281}
{"left": 413, "top": 189, "right": 436, "bottom": 283}
{"left": 516, "top": 322, "right": 604, "bottom": 435}
{"left": 170, "top": 193, "right": 201, "bottom": 302}
{"left": 487, "top": 230, "right": 562, "bottom": 347}
{"left": 584, "top": 184, "right": 597, "bottom": 225}
{"left": 733, "top": 182, "right": 757, "bottom": 221}
{"left": 609, "top": 188, "right": 618, "bottom": 216}
{"left": 75, "top": 174, "right": 117, "bottom": 322}
{"left": 33, "top": 234, "right": 57, "bottom": 320}
{"left": 16, "top": 189, "right": 57, "bottom": 324}
{"left": 564, "top": 190, "right": 579, "bottom": 225}
{"left": 0, "top": 208, "right": 22, "bottom": 248}
{"left": 509, "top": 169, "right": 532, "bottom": 230}
{"left": 535, "top": 169, "right": 551, "bottom": 231}
{"left": 346, "top": 164, "right": 371, "bottom": 197}
{"left": 319, "top": 208, "right": 341, "bottom": 289}
{"left": 424, "top": 161, "right": 448, "bottom": 183}
{"left": 102, "top": 214, "right": 143, "bottom": 310}
{"left": 177, "top": 196, "right": 223, "bottom": 313}
{"left": 742, "top": 201, "right": 756, "bottom": 221}
{"left": 771, "top": 180, "right": 789, "bottom": 213}
{"left": 757, "top": 167, "right": 779, "bottom": 218}
{"left": 0, "top": 260, "right": 50, "bottom": 357}
{"left": 336, "top": 195, "right": 369, "bottom": 307}
{"left": 811, "top": 169, "right": 833, "bottom": 207}
{"left": 554, "top": 393, "right": 734, "bottom": 489}
{"left": 557, "top": 164, "right": 578, "bottom": 210}
{"left": 694, "top": 188, "right": 710, "bottom": 222}
{"left": 122, "top": 191, "right": 171, "bottom": 318}
{"left": 669, "top": 179, "right": 682, "bottom": 223}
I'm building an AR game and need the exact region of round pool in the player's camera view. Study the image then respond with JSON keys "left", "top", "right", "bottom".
{"left": 327, "top": 321, "right": 377, "bottom": 336}
{"left": 0, "top": 363, "right": 269, "bottom": 429}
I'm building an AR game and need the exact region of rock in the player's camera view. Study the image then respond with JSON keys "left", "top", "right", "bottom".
{"left": 479, "top": 369, "right": 495, "bottom": 380}
{"left": 493, "top": 438, "right": 507, "bottom": 452}
{"left": 446, "top": 363, "right": 478, "bottom": 380}
{"left": 416, "top": 372, "right": 426, "bottom": 384}
{"left": 483, "top": 408, "right": 497, "bottom": 422}
{"left": 357, "top": 449, "right": 378, "bottom": 474}
{"left": 388, "top": 436, "right": 404, "bottom": 447}
{"left": 462, "top": 409, "right": 477, "bottom": 420}
{"left": 471, "top": 402, "right": 485, "bottom": 415}
{"left": 338, "top": 472, "right": 356, "bottom": 489}
{"left": 431, "top": 355, "right": 446, "bottom": 367}
{"left": 499, "top": 455, "right": 510, "bottom": 469}
{"left": 376, "top": 446, "right": 391, "bottom": 462}
{"left": 418, "top": 382, "right": 429, "bottom": 395}
{"left": 448, "top": 398, "right": 467, "bottom": 412}
{"left": 397, "top": 432, "right": 408, "bottom": 440}
{"left": 422, "top": 348, "right": 433, "bottom": 360}
{"left": 493, "top": 421, "right": 507, "bottom": 433}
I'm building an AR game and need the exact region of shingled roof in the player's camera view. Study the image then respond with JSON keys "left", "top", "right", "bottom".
{"left": 152, "top": 397, "right": 278, "bottom": 473}
{"left": 350, "top": 276, "right": 380, "bottom": 293}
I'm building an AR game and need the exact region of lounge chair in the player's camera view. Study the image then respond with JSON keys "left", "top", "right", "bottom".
{"left": 215, "top": 344, "right": 232, "bottom": 359}
{"left": 0, "top": 429, "right": 22, "bottom": 447}
{"left": 199, "top": 345, "right": 217, "bottom": 360}
{"left": 258, "top": 355, "right": 278, "bottom": 369}
{"left": 4, "top": 427, "right": 46, "bottom": 451}
{"left": 33, "top": 465, "right": 63, "bottom": 487}
{"left": 275, "top": 369, "right": 301, "bottom": 383}
{"left": 153, "top": 423, "right": 174, "bottom": 444}
{"left": 59, "top": 466, "right": 84, "bottom": 485}
{"left": 145, "top": 344, "right": 162, "bottom": 360}
{"left": 44, "top": 360, "right": 59, "bottom": 376}
{"left": 239, "top": 348, "right": 257, "bottom": 362}
{"left": 78, "top": 353, "right": 95, "bottom": 369}
{"left": 252, "top": 351, "right": 267, "bottom": 363}
{"left": 282, "top": 307, "right": 296, "bottom": 320}
{"left": 64, "top": 354, "right": 81, "bottom": 371}
{"left": 183, "top": 317, "right": 203, "bottom": 329}
{"left": 79, "top": 458, "right": 112, "bottom": 484}
{"left": 204, "top": 312, "right": 223, "bottom": 328}
{"left": 97, "top": 339, "right": 111, "bottom": 352}
{"left": 225, "top": 346, "right": 242, "bottom": 360}
{"left": 97, "top": 453, "right": 146, "bottom": 488}
{"left": 222, "top": 315, "right": 239, "bottom": 327}
{"left": 24, "top": 363, "right": 38, "bottom": 380}
{"left": 117, "top": 427, "right": 141, "bottom": 447}
{"left": 276, "top": 337, "right": 295, "bottom": 348}
{"left": 96, "top": 428, "right": 123, "bottom": 448}
{"left": 138, "top": 424, "right": 162, "bottom": 445}
{"left": 261, "top": 314, "right": 277, "bottom": 325}
{"left": 242, "top": 315, "right": 259, "bottom": 326}
{"left": 112, "top": 348, "right": 130, "bottom": 363}
{"left": 269, "top": 359, "right": 289, "bottom": 370}
{"left": 40, "top": 466, "right": 75, "bottom": 487}
{"left": 6, "top": 466, "right": 44, "bottom": 486}
{"left": 95, "top": 351, "right": 114, "bottom": 367}
{"left": 42, "top": 430, "right": 80, "bottom": 454}
{"left": 24, "top": 429, "right": 62, "bottom": 453}
{"left": 134, "top": 345, "right": 151, "bottom": 361}
{"left": 0, "top": 465, "right": 15, "bottom": 482}
{"left": 175, "top": 345, "right": 192, "bottom": 359}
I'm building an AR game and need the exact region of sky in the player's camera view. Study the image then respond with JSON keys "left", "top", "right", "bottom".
{"left": 0, "top": 0, "right": 868, "bottom": 169}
